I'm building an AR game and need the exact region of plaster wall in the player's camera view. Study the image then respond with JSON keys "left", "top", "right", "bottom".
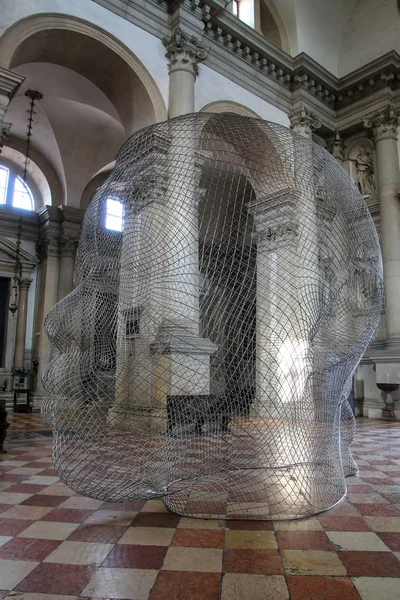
{"left": 339, "top": 0, "right": 400, "bottom": 76}
{"left": 196, "top": 66, "right": 290, "bottom": 126}
{"left": 0, "top": 0, "right": 169, "bottom": 108}
{"left": 294, "top": 0, "right": 358, "bottom": 77}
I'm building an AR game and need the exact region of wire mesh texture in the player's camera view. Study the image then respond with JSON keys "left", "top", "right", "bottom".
{"left": 43, "top": 113, "right": 383, "bottom": 520}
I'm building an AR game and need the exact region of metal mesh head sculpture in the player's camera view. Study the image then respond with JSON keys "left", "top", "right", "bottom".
{"left": 43, "top": 113, "right": 383, "bottom": 519}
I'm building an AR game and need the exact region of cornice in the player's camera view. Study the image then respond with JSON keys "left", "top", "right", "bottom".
{"left": 0, "top": 67, "right": 25, "bottom": 100}
{"left": 92, "top": 0, "right": 400, "bottom": 130}
{"left": 0, "top": 205, "right": 39, "bottom": 242}
{"left": 91, "top": 0, "right": 170, "bottom": 38}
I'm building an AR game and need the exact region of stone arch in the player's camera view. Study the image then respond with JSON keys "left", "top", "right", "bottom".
{"left": 0, "top": 13, "right": 167, "bottom": 134}
{"left": 3, "top": 135, "right": 64, "bottom": 207}
{"left": 80, "top": 170, "right": 113, "bottom": 213}
{"left": 257, "top": 0, "right": 291, "bottom": 54}
{"left": 200, "top": 101, "right": 261, "bottom": 119}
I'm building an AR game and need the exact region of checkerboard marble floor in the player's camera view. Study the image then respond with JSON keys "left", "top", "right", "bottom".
{"left": 0, "top": 416, "right": 400, "bottom": 600}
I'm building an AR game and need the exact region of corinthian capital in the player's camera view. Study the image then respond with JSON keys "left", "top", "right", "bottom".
{"left": 364, "top": 105, "right": 399, "bottom": 142}
{"left": 289, "top": 107, "right": 321, "bottom": 139}
{"left": 19, "top": 278, "right": 32, "bottom": 292}
{"left": 163, "top": 27, "right": 209, "bottom": 77}
{"left": 60, "top": 237, "right": 78, "bottom": 258}
{"left": 0, "top": 121, "right": 11, "bottom": 153}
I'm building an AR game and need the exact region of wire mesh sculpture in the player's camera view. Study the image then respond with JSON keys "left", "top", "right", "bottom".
{"left": 43, "top": 113, "right": 383, "bottom": 519}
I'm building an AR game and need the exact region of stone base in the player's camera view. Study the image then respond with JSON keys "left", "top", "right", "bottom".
{"left": 381, "top": 407, "right": 397, "bottom": 421}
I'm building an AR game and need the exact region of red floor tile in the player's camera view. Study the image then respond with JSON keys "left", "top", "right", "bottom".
{"left": 38, "top": 468, "right": 58, "bottom": 476}
{"left": 286, "top": 575, "right": 361, "bottom": 600}
{"left": 40, "top": 508, "right": 94, "bottom": 522}
{"left": 355, "top": 503, "right": 400, "bottom": 517}
{"left": 223, "top": 548, "right": 284, "bottom": 574}
{"left": 0, "top": 474, "right": 28, "bottom": 483}
{"left": 0, "top": 505, "right": 10, "bottom": 515}
{"left": 131, "top": 512, "right": 181, "bottom": 528}
{"left": 5, "top": 484, "right": 48, "bottom": 494}
{"left": 318, "top": 516, "right": 371, "bottom": 531}
{"left": 338, "top": 550, "right": 400, "bottom": 577}
{"left": 226, "top": 519, "right": 274, "bottom": 530}
{"left": 100, "top": 501, "right": 145, "bottom": 511}
{"left": 171, "top": 529, "right": 224, "bottom": 548}
{"left": 15, "top": 563, "right": 96, "bottom": 595}
{"left": 0, "top": 517, "right": 35, "bottom": 536}
{"left": 276, "top": 530, "right": 334, "bottom": 551}
{"left": 346, "top": 485, "right": 375, "bottom": 493}
{"left": 149, "top": 571, "right": 221, "bottom": 600}
{"left": 103, "top": 544, "right": 168, "bottom": 569}
{"left": 362, "top": 477, "right": 396, "bottom": 485}
{"left": 377, "top": 532, "right": 400, "bottom": 551}
{"left": 67, "top": 523, "right": 128, "bottom": 543}
{"left": 0, "top": 537, "right": 61, "bottom": 561}
{"left": 21, "top": 494, "right": 70, "bottom": 507}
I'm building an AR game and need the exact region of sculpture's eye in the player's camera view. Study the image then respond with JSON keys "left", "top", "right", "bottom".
{"left": 42, "top": 113, "right": 383, "bottom": 521}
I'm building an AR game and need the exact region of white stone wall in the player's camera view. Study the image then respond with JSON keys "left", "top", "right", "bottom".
{"left": 338, "top": 0, "right": 400, "bottom": 76}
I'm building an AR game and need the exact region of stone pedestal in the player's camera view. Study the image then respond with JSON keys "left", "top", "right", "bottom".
{"left": 375, "top": 361, "right": 400, "bottom": 421}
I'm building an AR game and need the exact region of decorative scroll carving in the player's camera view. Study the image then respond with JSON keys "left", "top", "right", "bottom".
{"left": 163, "top": 27, "right": 209, "bottom": 76}
{"left": 364, "top": 105, "right": 399, "bottom": 142}
{"left": 0, "top": 122, "right": 11, "bottom": 153}
{"left": 289, "top": 107, "right": 321, "bottom": 138}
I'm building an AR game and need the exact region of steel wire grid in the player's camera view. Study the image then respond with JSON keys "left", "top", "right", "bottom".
{"left": 42, "top": 113, "right": 383, "bottom": 519}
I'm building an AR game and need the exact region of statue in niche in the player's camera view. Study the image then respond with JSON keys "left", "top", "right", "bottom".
{"left": 354, "top": 147, "right": 375, "bottom": 197}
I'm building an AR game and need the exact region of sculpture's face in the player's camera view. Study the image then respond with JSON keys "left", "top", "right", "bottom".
{"left": 42, "top": 114, "right": 383, "bottom": 520}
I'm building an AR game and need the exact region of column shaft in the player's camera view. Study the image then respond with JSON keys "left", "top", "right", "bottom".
{"left": 365, "top": 107, "right": 400, "bottom": 338}
{"left": 13, "top": 278, "right": 32, "bottom": 369}
{"left": 57, "top": 240, "right": 76, "bottom": 301}
{"left": 35, "top": 239, "right": 60, "bottom": 397}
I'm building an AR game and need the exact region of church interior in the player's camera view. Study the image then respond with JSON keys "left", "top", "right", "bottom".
{"left": 1, "top": 1, "right": 400, "bottom": 599}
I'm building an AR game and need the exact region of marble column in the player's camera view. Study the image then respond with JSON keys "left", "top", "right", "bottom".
{"left": 13, "top": 278, "right": 32, "bottom": 369}
{"left": 163, "top": 27, "right": 208, "bottom": 118}
{"left": 34, "top": 236, "right": 60, "bottom": 402}
{"left": 290, "top": 108, "right": 322, "bottom": 415}
{"left": 57, "top": 238, "right": 77, "bottom": 301}
{"left": 364, "top": 106, "right": 400, "bottom": 339}
{"left": 249, "top": 190, "right": 300, "bottom": 420}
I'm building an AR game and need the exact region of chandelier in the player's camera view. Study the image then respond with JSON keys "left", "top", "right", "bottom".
{"left": 8, "top": 88, "right": 42, "bottom": 315}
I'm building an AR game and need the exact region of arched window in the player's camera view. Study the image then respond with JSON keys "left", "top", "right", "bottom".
{"left": 105, "top": 198, "right": 123, "bottom": 232}
{"left": 0, "top": 165, "right": 35, "bottom": 210}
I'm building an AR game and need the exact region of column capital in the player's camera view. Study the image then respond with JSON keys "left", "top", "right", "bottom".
{"left": 19, "top": 277, "right": 32, "bottom": 292}
{"left": 0, "top": 121, "right": 11, "bottom": 154}
{"left": 163, "top": 27, "right": 209, "bottom": 77}
{"left": 364, "top": 105, "right": 399, "bottom": 142}
{"left": 289, "top": 107, "right": 321, "bottom": 139}
{"left": 36, "top": 236, "right": 59, "bottom": 260}
{"left": 60, "top": 237, "right": 78, "bottom": 258}
{"left": 249, "top": 188, "right": 299, "bottom": 251}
